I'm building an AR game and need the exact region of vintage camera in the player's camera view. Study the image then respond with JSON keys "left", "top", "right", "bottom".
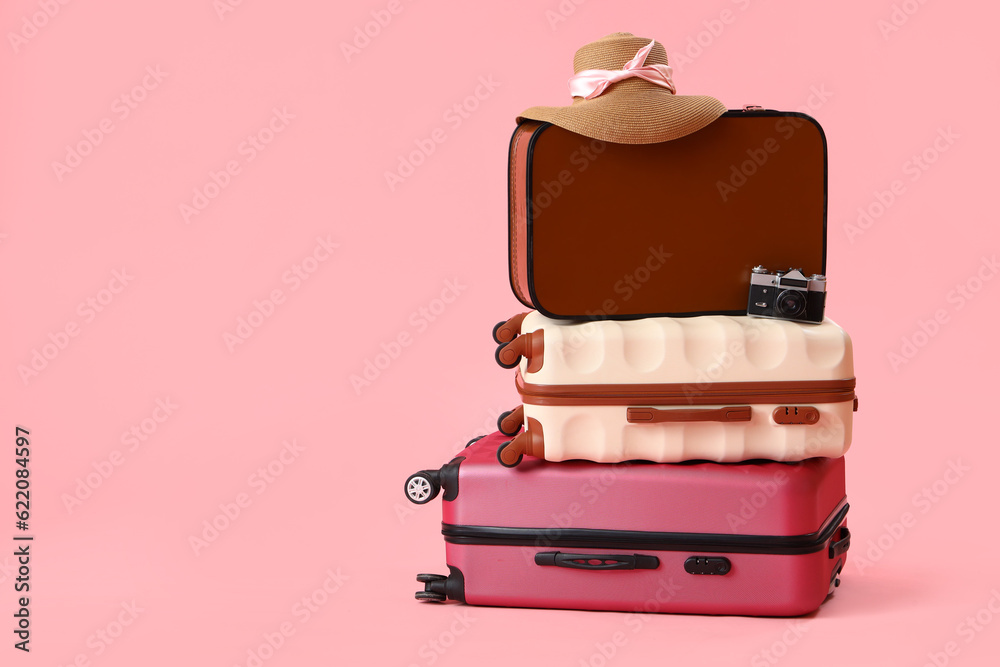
{"left": 747, "top": 266, "right": 826, "bottom": 324}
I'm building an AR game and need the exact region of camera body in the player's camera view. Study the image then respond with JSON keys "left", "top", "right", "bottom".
{"left": 747, "top": 266, "right": 826, "bottom": 324}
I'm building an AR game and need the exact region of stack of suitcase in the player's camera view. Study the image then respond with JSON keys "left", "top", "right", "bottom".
{"left": 404, "top": 106, "right": 856, "bottom": 616}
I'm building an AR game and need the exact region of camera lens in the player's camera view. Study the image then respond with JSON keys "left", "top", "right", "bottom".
{"left": 775, "top": 290, "right": 806, "bottom": 318}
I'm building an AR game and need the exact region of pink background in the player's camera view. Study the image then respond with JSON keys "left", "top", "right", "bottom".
{"left": 2, "top": 0, "right": 998, "bottom": 665}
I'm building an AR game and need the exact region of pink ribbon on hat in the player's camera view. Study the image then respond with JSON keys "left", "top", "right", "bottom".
{"left": 568, "top": 40, "right": 676, "bottom": 100}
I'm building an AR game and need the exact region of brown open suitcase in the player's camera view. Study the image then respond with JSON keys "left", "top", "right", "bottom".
{"left": 507, "top": 109, "right": 827, "bottom": 320}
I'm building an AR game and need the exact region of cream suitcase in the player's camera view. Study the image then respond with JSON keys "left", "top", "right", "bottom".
{"left": 492, "top": 312, "right": 857, "bottom": 467}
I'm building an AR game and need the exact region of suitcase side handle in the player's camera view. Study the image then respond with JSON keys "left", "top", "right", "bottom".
{"left": 534, "top": 552, "right": 660, "bottom": 571}
{"left": 627, "top": 406, "right": 752, "bottom": 423}
{"left": 829, "top": 526, "right": 851, "bottom": 559}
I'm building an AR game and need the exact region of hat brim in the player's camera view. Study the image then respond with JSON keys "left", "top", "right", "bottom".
{"left": 517, "top": 85, "right": 727, "bottom": 144}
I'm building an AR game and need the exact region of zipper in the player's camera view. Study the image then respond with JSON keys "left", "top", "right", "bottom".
{"left": 516, "top": 373, "right": 856, "bottom": 407}
{"left": 443, "top": 503, "right": 848, "bottom": 557}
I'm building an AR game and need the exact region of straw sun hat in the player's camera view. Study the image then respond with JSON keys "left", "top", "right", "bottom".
{"left": 517, "top": 32, "right": 726, "bottom": 144}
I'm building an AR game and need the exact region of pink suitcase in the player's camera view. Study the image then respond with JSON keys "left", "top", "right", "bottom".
{"left": 406, "top": 431, "right": 850, "bottom": 616}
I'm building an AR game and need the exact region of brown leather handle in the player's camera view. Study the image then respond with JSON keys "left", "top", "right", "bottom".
{"left": 494, "top": 312, "right": 529, "bottom": 344}
{"left": 626, "top": 406, "right": 752, "bottom": 424}
{"left": 495, "top": 331, "right": 544, "bottom": 373}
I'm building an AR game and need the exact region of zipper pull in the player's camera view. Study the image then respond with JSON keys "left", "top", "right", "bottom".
{"left": 742, "top": 104, "right": 764, "bottom": 112}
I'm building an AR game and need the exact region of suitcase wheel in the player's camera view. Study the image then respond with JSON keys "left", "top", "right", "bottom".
{"left": 494, "top": 343, "right": 520, "bottom": 369}
{"left": 464, "top": 435, "right": 486, "bottom": 448}
{"left": 829, "top": 559, "right": 844, "bottom": 593}
{"left": 416, "top": 573, "right": 449, "bottom": 602}
{"left": 497, "top": 407, "right": 524, "bottom": 436}
{"left": 492, "top": 312, "right": 528, "bottom": 344}
{"left": 497, "top": 440, "right": 523, "bottom": 468}
{"left": 492, "top": 321, "right": 510, "bottom": 345}
{"left": 404, "top": 471, "right": 441, "bottom": 504}
{"left": 415, "top": 591, "right": 447, "bottom": 602}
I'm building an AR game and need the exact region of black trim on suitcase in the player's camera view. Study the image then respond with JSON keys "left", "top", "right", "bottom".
{"left": 518, "top": 111, "right": 829, "bottom": 321}
{"left": 446, "top": 565, "right": 466, "bottom": 602}
{"left": 828, "top": 526, "right": 851, "bottom": 559}
{"left": 441, "top": 456, "right": 465, "bottom": 502}
{"left": 442, "top": 503, "right": 848, "bottom": 557}
{"left": 523, "top": 122, "right": 548, "bottom": 315}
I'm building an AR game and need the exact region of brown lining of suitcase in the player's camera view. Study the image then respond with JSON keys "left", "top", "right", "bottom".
{"left": 507, "top": 122, "right": 542, "bottom": 308}
{"left": 508, "top": 125, "right": 524, "bottom": 304}
{"left": 515, "top": 372, "right": 856, "bottom": 407}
